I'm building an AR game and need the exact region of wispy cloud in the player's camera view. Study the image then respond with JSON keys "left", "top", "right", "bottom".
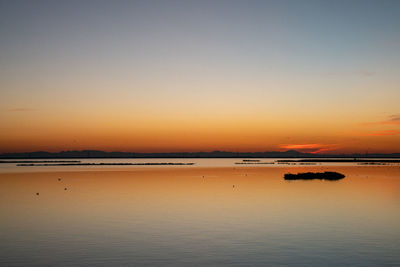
{"left": 362, "top": 114, "right": 400, "bottom": 126}
{"left": 359, "top": 70, "right": 375, "bottom": 77}
{"left": 365, "top": 130, "right": 400, "bottom": 136}
{"left": 280, "top": 143, "right": 338, "bottom": 154}
{"left": 325, "top": 70, "right": 375, "bottom": 77}
{"left": 357, "top": 114, "right": 400, "bottom": 137}
{"left": 388, "top": 114, "right": 400, "bottom": 122}
{"left": 6, "top": 108, "right": 36, "bottom": 112}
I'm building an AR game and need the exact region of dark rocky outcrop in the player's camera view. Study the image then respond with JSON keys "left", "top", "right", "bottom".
{"left": 284, "top": 172, "right": 345, "bottom": 181}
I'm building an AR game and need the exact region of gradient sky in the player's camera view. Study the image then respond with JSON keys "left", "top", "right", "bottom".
{"left": 1, "top": 0, "right": 399, "bottom": 154}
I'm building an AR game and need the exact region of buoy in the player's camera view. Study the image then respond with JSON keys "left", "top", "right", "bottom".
{"left": 36, "top": 192, "right": 39, "bottom": 196}
{"left": 58, "top": 178, "right": 61, "bottom": 181}
{"left": 64, "top": 188, "right": 67, "bottom": 190}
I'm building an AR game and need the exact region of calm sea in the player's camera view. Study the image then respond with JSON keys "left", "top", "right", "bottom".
{"left": 0, "top": 159, "right": 399, "bottom": 266}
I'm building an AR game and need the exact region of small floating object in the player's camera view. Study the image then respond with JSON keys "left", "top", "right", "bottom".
{"left": 36, "top": 192, "right": 39, "bottom": 196}
{"left": 64, "top": 188, "right": 67, "bottom": 190}
{"left": 233, "top": 185, "right": 235, "bottom": 188}
{"left": 58, "top": 178, "right": 61, "bottom": 181}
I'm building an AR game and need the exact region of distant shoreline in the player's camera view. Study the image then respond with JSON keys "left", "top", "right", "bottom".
{"left": 1, "top": 150, "right": 400, "bottom": 159}
{"left": 16, "top": 162, "right": 195, "bottom": 166}
{"left": 278, "top": 159, "right": 400, "bottom": 163}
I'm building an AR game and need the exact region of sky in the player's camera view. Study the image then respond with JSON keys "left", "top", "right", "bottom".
{"left": 0, "top": 0, "right": 399, "bottom": 154}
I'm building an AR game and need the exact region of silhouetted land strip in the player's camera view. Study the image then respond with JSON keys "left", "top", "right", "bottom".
{"left": 242, "top": 159, "right": 260, "bottom": 162}
{"left": 235, "top": 162, "right": 274, "bottom": 165}
{"left": 1, "top": 150, "right": 400, "bottom": 159}
{"left": 17, "top": 162, "right": 195, "bottom": 167}
{"left": 0, "top": 160, "right": 81, "bottom": 164}
{"left": 278, "top": 159, "right": 400, "bottom": 163}
{"left": 284, "top": 172, "right": 345, "bottom": 181}
{"left": 357, "top": 162, "right": 388, "bottom": 165}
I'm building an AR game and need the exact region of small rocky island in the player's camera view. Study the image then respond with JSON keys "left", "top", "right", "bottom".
{"left": 284, "top": 171, "right": 345, "bottom": 181}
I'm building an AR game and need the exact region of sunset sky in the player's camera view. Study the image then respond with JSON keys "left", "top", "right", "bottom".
{"left": 1, "top": 0, "right": 399, "bottom": 154}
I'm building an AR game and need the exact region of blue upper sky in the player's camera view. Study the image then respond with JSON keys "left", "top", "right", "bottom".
{"left": 0, "top": 0, "right": 399, "bottom": 153}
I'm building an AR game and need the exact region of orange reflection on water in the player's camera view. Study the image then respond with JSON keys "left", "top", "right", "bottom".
{"left": 1, "top": 166, "right": 400, "bottom": 266}
{"left": 1, "top": 166, "right": 399, "bottom": 225}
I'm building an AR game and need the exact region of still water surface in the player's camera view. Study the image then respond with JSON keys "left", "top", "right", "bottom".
{"left": 0, "top": 159, "right": 399, "bottom": 266}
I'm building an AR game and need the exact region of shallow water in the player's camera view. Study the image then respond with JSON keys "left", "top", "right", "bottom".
{"left": 1, "top": 157, "right": 398, "bottom": 173}
{"left": 0, "top": 163, "right": 399, "bottom": 266}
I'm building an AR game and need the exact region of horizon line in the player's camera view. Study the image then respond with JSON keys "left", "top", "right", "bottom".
{"left": 1, "top": 149, "right": 400, "bottom": 156}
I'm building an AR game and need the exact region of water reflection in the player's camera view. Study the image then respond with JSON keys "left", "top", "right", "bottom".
{"left": 0, "top": 166, "right": 399, "bottom": 266}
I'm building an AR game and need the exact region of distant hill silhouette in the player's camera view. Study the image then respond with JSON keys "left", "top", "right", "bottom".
{"left": 0, "top": 150, "right": 399, "bottom": 159}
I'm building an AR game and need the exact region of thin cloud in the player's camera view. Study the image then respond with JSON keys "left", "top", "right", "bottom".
{"left": 6, "top": 108, "right": 36, "bottom": 112}
{"left": 280, "top": 143, "right": 338, "bottom": 154}
{"left": 388, "top": 114, "right": 400, "bottom": 122}
{"left": 366, "top": 130, "right": 400, "bottom": 136}
{"left": 324, "top": 70, "right": 375, "bottom": 77}
{"left": 362, "top": 114, "right": 400, "bottom": 126}
{"left": 359, "top": 70, "right": 375, "bottom": 77}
